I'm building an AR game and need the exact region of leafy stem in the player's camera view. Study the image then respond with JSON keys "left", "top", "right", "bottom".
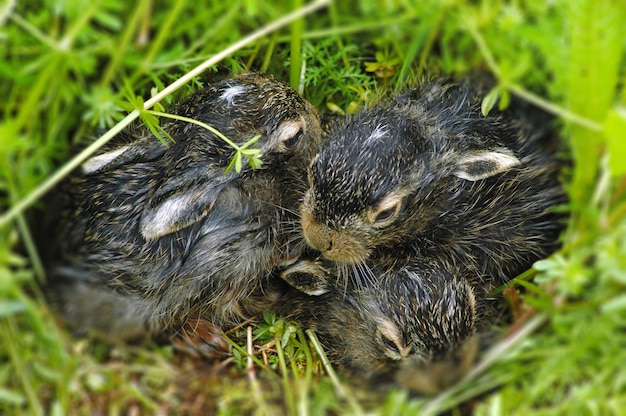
{"left": 145, "top": 110, "right": 238, "bottom": 149}
{"left": 145, "top": 110, "right": 263, "bottom": 173}
{"left": 0, "top": 1, "right": 329, "bottom": 228}
{"left": 466, "top": 18, "right": 602, "bottom": 132}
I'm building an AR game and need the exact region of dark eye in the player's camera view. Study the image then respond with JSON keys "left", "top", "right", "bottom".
{"left": 374, "top": 207, "right": 397, "bottom": 224}
{"left": 370, "top": 192, "right": 405, "bottom": 225}
{"left": 283, "top": 128, "right": 303, "bottom": 148}
{"left": 381, "top": 334, "right": 401, "bottom": 355}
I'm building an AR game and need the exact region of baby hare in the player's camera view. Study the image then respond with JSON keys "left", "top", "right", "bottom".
{"left": 301, "top": 78, "right": 565, "bottom": 290}
{"left": 42, "top": 73, "right": 323, "bottom": 353}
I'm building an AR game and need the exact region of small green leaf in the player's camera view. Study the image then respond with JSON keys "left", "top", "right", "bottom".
{"left": 241, "top": 148, "right": 261, "bottom": 157}
{"left": 143, "top": 118, "right": 173, "bottom": 145}
{"left": 364, "top": 61, "right": 381, "bottom": 72}
{"left": 118, "top": 100, "right": 136, "bottom": 112}
{"left": 92, "top": 11, "right": 122, "bottom": 31}
{"left": 263, "top": 310, "right": 276, "bottom": 325}
{"left": 240, "top": 134, "right": 262, "bottom": 149}
{"left": 326, "top": 102, "right": 345, "bottom": 115}
{"left": 140, "top": 112, "right": 160, "bottom": 128}
{"left": 122, "top": 78, "right": 142, "bottom": 107}
{"left": 498, "top": 89, "right": 511, "bottom": 110}
{"left": 224, "top": 154, "right": 237, "bottom": 174}
{"left": 281, "top": 325, "right": 294, "bottom": 348}
{"left": 482, "top": 87, "right": 500, "bottom": 116}
{"left": 249, "top": 156, "right": 263, "bottom": 169}
{"left": 347, "top": 101, "right": 361, "bottom": 114}
{"left": 33, "top": 362, "right": 59, "bottom": 382}
{"left": 235, "top": 152, "right": 243, "bottom": 173}
{"left": 151, "top": 88, "right": 165, "bottom": 112}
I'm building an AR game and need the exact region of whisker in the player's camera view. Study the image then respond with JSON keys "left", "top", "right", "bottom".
{"left": 352, "top": 263, "right": 365, "bottom": 290}
{"left": 338, "top": 263, "right": 350, "bottom": 299}
{"left": 360, "top": 262, "right": 374, "bottom": 288}
{"left": 267, "top": 201, "right": 301, "bottom": 217}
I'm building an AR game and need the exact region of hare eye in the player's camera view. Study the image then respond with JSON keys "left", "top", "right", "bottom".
{"left": 283, "top": 128, "right": 303, "bottom": 148}
{"left": 375, "top": 207, "right": 397, "bottom": 224}
{"left": 276, "top": 119, "right": 305, "bottom": 151}
{"left": 376, "top": 329, "right": 407, "bottom": 360}
{"left": 381, "top": 334, "right": 401, "bottom": 355}
{"left": 376, "top": 323, "right": 406, "bottom": 360}
{"left": 370, "top": 191, "right": 406, "bottom": 226}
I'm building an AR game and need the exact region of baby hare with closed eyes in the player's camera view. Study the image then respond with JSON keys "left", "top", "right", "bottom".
{"left": 42, "top": 73, "right": 323, "bottom": 354}
{"left": 278, "top": 254, "right": 478, "bottom": 391}
{"left": 301, "top": 78, "right": 565, "bottom": 293}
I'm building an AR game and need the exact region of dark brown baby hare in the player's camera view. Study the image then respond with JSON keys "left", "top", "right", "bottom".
{"left": 301, "top": 78, "right": 565, "bottom": 291}
{"left": 42, "top": 73, "right": 323, "bottom": 353}
{"left": 278, "top": 255, "right": 477, "bottom": 389}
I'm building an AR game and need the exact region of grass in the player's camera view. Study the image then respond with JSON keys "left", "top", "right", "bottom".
{"left": 1, "top": 0, "right": 626, "bottom": 414}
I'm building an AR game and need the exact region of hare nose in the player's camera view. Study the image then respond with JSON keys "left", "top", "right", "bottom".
{"left": 305, "top": 228, "right": 333, "bottom": 252}
{"left": 300, "top": 207, "right": 334, "bottom": 252}
{"left": 321, "top": 237, "right": 333, "bottom": 252}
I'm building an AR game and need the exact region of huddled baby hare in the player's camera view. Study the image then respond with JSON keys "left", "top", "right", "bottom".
{"left": 278, "top": 254, "right": 477, "bottom": 390}
{"left": 280, "top": 77, "right": 566, "bottom": 386}
{"left": 300, "top": 78, "right": 565, "bottom": 290}
{"left": 42, "top": 73, "right": 323, "bottom": 353}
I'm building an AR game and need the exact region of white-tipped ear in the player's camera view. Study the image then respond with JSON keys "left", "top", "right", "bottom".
{"left": 82, "top": 146, "right": 131, "bottom": 174}
{"left": 280, "top": 260, "right": 332, "bottom": 296}
{"left": 81, "top": 137, "right": 167, "bottom": 175}
{"left": 453, "top": 149, "right": 521, "bottom": 181}
{"left": 139, "top": 191, "right": 215, "bottom": 240}
{"left": 139, "top": 169, "right": 232, "bottom": 241}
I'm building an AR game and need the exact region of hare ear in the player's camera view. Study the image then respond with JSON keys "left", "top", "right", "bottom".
{"left": 453, "top": 148, "right": 520, "bottom": 181}
{"left": 139, "top": 168, "right": 232, "bottom": 240}
{"left": 280, "top": 260, "right": 332, "bottom": 296}
{"left": 82, "top": 138, "right": 166, "bottom": 175}
{"left": 82, "top": 146, "right": 132, "bottom": 174}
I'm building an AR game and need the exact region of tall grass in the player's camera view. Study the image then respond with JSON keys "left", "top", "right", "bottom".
{"left": 1, "top": 0, "right": 625, "bottom": 414}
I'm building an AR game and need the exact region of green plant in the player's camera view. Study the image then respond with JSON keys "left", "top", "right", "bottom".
{"left": 1, "top": 0, "right": 625, "bottom": 414}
